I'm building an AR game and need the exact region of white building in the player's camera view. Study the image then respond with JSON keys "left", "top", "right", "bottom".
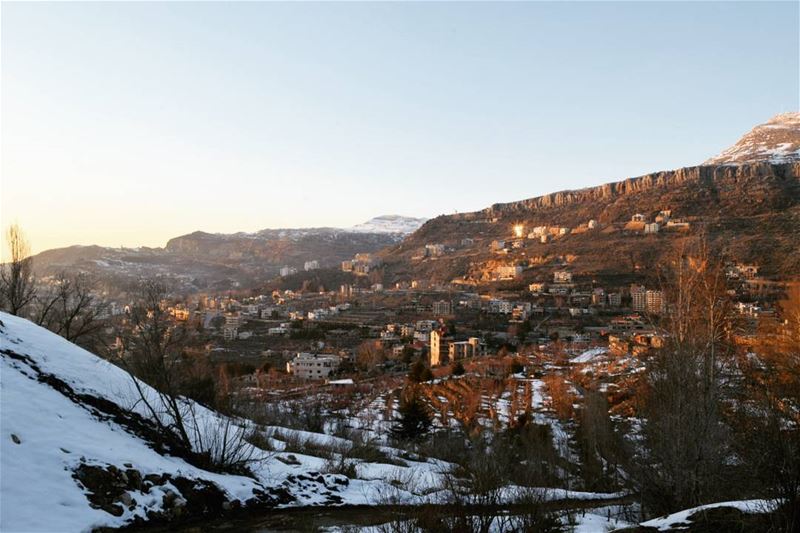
{"left": 529, "top": 226, "right": 548, "bottom": 238}
{"left": 425, "top": 243, "right": 445, "bottom": 257}
{"left": 553, "top": 271, "right": 573, "bottom": 283}
{"left": 280, "top": 266, "right": 297, "bottom": 277}
{"left": 495, "top": 265, "right": 523, "bottom": 279}
{"left": 448, "top": 337, "right": 481, "bottom": 361}
{"left": 529, "top": 282, "right": 547, "bottom": 293}
{"left": 432, "top": 300, "right": 452, "bottom": 316}
{"left": 415, "top": 319, "right": 439, "bottom": 333}
{"left": 644, "top": 223, "right": 660, "bottom": 234}
{"left": 487, "top": 299, "right": 514, "bottom": 314}
{"left": 286, "top": 353, "right": 341, "bottom": 380}
{"left": 304, "top": 260, "right": 320, "bottom": 271}
{"left": 225, "top": 313, "right": 242, "bottom": 329}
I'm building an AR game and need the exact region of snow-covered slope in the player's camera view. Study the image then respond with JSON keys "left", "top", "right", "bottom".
{"left": 639, "top": 499, "right": 776, "bottom": 530}
{"left": 0, "top": 313, "right": 633, "bottom": 531}
{"left": 705, "top": 112, "right": 800, "bottom": 165}
{"left": 350, "top": 215, "right": 428, "bottom": 234}
{"left": 0, "top": 312, "right": 447, "bottom": 531}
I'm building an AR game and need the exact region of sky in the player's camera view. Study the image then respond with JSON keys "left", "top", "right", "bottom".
{"left": 2, "top": 1, "right": 798, "bottom": 255}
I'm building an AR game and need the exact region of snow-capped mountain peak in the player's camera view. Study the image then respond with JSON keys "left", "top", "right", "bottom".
{"left": 349, "top": 215, "right": 427, "bottom": 234}
{"left": 705, "top": 112, "right": 800, "bottom": 166}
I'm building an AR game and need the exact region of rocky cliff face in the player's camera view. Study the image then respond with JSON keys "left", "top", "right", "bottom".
{"left": 477, "top": 162, "right": 800, "bottom": 217}
{"left": 384, "top": 161, "right": 800, "bottom": 284}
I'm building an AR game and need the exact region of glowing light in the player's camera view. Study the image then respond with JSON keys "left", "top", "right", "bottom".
{"left": 513, "top": 224, "right": 525, "bottom": 238}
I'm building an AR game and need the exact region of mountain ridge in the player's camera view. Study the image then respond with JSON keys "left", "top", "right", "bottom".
{"left": 705, "top": 112, "right": 800, "bottom": 166}
{"left": 380, "top": 160, "right": 800, "bottom": 286}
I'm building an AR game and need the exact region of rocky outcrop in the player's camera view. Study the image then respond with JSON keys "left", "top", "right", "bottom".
{"left": 384, "top": 161, "right": 800, "bottom": 283}
{"left": 73, "top": 461, "right": 295, "bottom": 529}
{"left": 480, "top": 163, "right": 800, "bottom": 216}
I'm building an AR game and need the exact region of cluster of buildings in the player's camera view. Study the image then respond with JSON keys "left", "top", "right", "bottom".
{"left": 493, "top": 264, "right": 524, "bottom": 280}
{"left": 430, "top": 330, "right": 482, "bottom": 366}
{"left": 341, "top": 253, "right": 381, "bottom": 276}
{"left": 412, "top": 243, "right": 450, "bottom": 261}
{"left": 495, "top": 210, "right": 693, "bottom": 251}
{"left": 304, "top": 302, "right": 351, "bottom": 321}
{"left": 627, "top": 210, "right": 691, "bottom": 234}
{"left": 630, "top": 285, "right": 665, "bottom": 315}
{"left": 277, "top": 260, "right": 321, "bottom": 277}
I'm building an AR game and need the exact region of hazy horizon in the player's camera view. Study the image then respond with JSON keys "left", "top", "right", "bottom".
{"left": 2, "top": 1, "right": 798, "bottom": 255}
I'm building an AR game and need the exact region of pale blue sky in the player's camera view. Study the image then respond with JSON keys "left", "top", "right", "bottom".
{"left": 2, "top": 1, "right": 798, "bottom": 253}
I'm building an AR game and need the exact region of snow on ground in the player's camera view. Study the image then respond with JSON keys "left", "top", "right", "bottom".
{"left": 0, "top": 313, "right": 631, "bottom": 531}
{"left": 349, "top": 215, "right": 428, "bottom": 234}
{"left": 639, "top": 499, "right": 776, "bottom": 531}
{"left": 0, "top": 313, "right": 268, "bottom": 531}
{"left": 0, "top": 313, "right": 447, "bottom": 531}
{"left": 566, "top": 504, "right": 634, "bottom": 532}
{"left": 570, "top": 347, "right": 608, "bottom": 364}
{"left": 321, "top": 503, "right": 635, "bottom": 533}
{"left": 705, "top": 112, "right": 800, "bottom": 165}
{"left": 527, "top": 378, "right": 579, "bottom": 463}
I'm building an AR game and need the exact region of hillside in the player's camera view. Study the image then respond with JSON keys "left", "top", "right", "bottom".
{"left": 378, "top": 113, "right": 800, "bottom": 287}
{"left": 0, "top": 312, "right": 447, "bottom": 530}
{"left": 28, "top": 216, "right": 424, "bottom": 294}
{"left": 0, "top": 312, "right": 645, "bottom": 531}
{"left": 381, "top": 164, "right": 800, "bottom": 286}
{"left": 705, "top": 112, "right": 800, "bottom": 165}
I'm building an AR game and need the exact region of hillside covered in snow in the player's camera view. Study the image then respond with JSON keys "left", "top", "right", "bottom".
{"left": 705, "top": 112, "right": 800, "bottom": 165}
{"left": 0, "top": 312, "right": 638, "bottom": 531}
{"left": 349, "top": 215, "right": 428, "bottom": 235}
{"left": 0, "top": 312, "right": 455, "bottom": 531}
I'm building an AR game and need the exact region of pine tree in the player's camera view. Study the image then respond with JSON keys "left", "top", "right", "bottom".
{"left": 408, "top": 358, "right": 433, "bottom": 382}
{"left": 391, "top": 386, "right": 432, "bottom": 440}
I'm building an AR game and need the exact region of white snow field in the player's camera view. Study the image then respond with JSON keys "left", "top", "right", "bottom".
{"left": 640, "top": 499, "right": 777, "bottom": 531}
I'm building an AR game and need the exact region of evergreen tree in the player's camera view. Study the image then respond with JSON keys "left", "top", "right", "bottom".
{"left": 392, "top": 386, "right": 432, "bottom": 440}
{"left": 408, "top": 358, "right": 433, "bottom": 382}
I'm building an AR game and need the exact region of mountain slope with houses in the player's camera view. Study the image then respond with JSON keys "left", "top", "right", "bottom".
{"left": 378, "top": 114, "right": 800, "bottom": 287}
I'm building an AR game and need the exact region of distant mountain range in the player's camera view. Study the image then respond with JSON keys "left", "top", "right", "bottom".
{"left": 31, "top": 216, "right": 426, "bottom": 293}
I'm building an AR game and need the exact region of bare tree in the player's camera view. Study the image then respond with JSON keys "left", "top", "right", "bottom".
{"left": 113, "top": 279, "right": 193, "bottom": 448}
{"left": 0, "top": 224, "right": 36, "bottom": 315}
{"left": 634, "top": 239, "right": 738, "bottom": 515}
{"left": 33, "top": 272, "right": 108, "bottom": 348}
{"left": 113, "top": 279, "right": 259, "bottom": 474}
{"left": 736, "top": 285, "right": 800, "bottom": 531}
